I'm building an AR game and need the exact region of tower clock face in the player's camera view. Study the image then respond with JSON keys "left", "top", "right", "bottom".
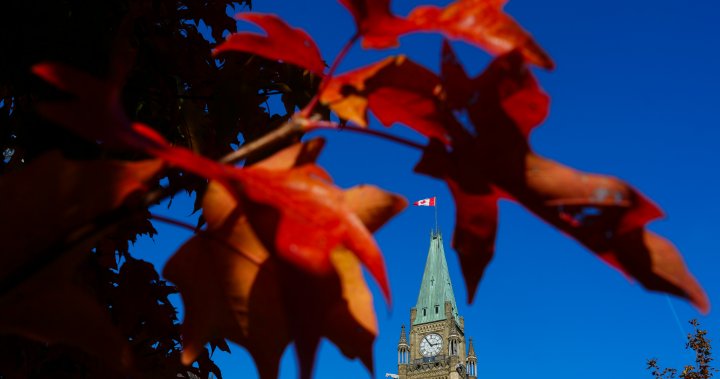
{"left": 419, "top": 333, "right": 443, "bottom": 357}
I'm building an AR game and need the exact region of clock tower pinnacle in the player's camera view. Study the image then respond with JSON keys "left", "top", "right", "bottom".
{"left": 397, "top": 231, "right": 477, "bottom": 379}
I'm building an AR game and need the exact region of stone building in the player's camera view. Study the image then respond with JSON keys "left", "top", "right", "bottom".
{"left": 396, "top": 232, "right": 477, "bottom": 379}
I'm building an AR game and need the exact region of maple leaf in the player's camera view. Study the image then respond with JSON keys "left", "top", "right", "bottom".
{"left": 337, "top": 0, "right": 552, "bottom": 68}
{"left": 320, "top": 56, "right": 453, "bottom": 143}
{"left": 33, "top": 63, "right": 236, "bottom": 186}
{"left": 416, "top": 44, "right": 708, "bottom": 312}
{"left": 0, "top": 151, "right": 164, "bottom": 366}
{"left": 408, "top": 0, "right": 554, "bottom": 69}
{"left": 164, "top": 140, "right": 405, "bottom": 378}
{"left": 231, "top": 143, "right": 403, "bottom": 300}
{"left": 338, "top": 0, "right": 417, "bottom": 49}
{"left": 214, "top": 13, "right": 326, "bottom": 76}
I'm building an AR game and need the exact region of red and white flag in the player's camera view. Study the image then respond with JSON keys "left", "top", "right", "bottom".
{"left": 413, "top": 197, "right": 436, "bottom": 207}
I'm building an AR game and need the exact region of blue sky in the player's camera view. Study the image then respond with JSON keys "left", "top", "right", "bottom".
{"left": 134, "top": 0, "right": 720, "bottom": 378}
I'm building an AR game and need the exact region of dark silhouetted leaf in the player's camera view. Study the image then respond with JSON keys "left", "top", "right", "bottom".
{"left": 417, "top": 45, "right": 707, "bottom": 312}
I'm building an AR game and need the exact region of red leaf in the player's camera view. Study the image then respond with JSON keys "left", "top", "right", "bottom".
{"left": 409, "top": 0, "right": 554, "bottom": 69}
{"left": 32, "top": 63, "right": 138, "bottom": 148}
{"left": 235, "top": 165, "right": 394, "bottom": 301}
{"left": 214, "top": 13, "right": 325, "bottom": 76}
{"left": 338, "top": 0, "right": 553, "bottom": 68}
{"left": 0, "top": 151, "right": 164, "bottom": 366}
{"left": 33, "top": 63, "right": 237, "bottom": 188}
{"left": 417, "top": 48, "right": 709, "bottom": 312}
{"left": 321, "top": 56, "right": 453, "bottom": 144}
{"left": 338, "top": 0, "right": 417, "bottom": 49}
{"left": 165, "top": 141, "right": 405, "bottom": 378}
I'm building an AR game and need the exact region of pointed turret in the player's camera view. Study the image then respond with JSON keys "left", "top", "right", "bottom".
{"left": 413, "top": 231, "right": 459, "bottom": 325}
{"left": 398, "top": 324, "right": 409, "bottom": 368}
{"left": 398, "top": 324, "right": 408, "bottom": 345}
{"left": 466, "top": 338, "right": 478, "bottom": 378}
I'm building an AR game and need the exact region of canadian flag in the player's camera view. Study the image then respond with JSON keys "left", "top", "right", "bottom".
{"left": 413, "top": 197, "right": 436, "bottom": 207}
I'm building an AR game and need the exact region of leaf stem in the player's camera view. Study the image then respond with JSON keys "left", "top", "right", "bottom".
{"left": 306, "top": 120, "right": 425, "bottom": 150}
{"left": 300, "top": 33, "right": 360, "bottom": 118}
{"left": 150, "top": 213, "right": 201, "bottom": 233}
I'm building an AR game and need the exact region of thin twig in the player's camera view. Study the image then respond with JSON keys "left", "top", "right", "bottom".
{"left": 300, "top": 33, "right": 360, "bottom": 118}
{"left": 219, "top": 116, "right": 308, "bottom": 165}
{"left": 307, "top": 120, "right": 426, "bottom": 150}
{"left": 150, "top": 213, "right": 201, "bottom": 233}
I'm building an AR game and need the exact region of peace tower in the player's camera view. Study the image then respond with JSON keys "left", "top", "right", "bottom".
{"left": 396, "top": 231, "right": 477, "bottom": 379}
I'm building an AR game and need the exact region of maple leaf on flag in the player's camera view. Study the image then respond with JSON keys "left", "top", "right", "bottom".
{"left": 413, "top": 197, "right": 436, "bottom": 206}
{"left": 214, "top": 13, "right": 326, "bottom": 76}
{"left": 416, "top": 42, "right": 708, "bottom": 312}
{"left": 164, "top": 140, "right": 406, "bottom": 378}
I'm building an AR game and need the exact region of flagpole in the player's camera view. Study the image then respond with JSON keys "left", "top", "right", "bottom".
{"left": 434, "top": 199, "right": 438, "bottom": 235}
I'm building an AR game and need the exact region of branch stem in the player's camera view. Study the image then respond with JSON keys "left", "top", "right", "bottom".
{"left": 150, "top": 213, "right": 201, "bottom": 233}
{"left": 300, "top": 33, "right": 359, "bottom": 118}
{"left": 219, "top": 116, "right": 307, "bottom": 165}
{"left": 307, "top": 121, "right": 425, "bottom": 150}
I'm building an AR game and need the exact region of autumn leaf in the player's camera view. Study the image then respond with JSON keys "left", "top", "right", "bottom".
{"left": 32, "top": 63, "right": 138, "bottom": 149}
{"left": 0, "top": 151, "right": 164, "bottom": 366}
{"left": 417, "top": 45, "right": 708, "bottom": 312}
{"left": 338, "top": 0, "right": 417, "bottom": 49}
{"left": 214, "top": 13, "right": 326, "bottom": 76}
{"left": 231, "top": 142, "right": 403, "bottom": 300}
{"left": 0, "top": 250, "right": 133, "bottom": 369}
{"left": 33, "top": 63, "right": 236, "bottom": 186}
{"left": 320, "top": 56, "right": 453, "bottom": 143}
{"left": 337, "top": 0, "right": 552, "bottom": 68}
{"left": 164, "top": 140, "right": 406, "bottom": 378}
{"left": 408, "top": 0, "right": 554, "bottom": 69}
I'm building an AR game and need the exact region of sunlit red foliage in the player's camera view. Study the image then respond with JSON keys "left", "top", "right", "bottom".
{"left": 415, "top": 42, "right": 707, "bottom": 311}
{"left": 165, "top": 140, "right": 405, "bottom": 379}
{"left": 214, "top": 13, "right": 326, "bottom": 76}
{"left": 1, "top": 0, "right": 708, "bottom": 377}
{"left": 320, "top": 56, "right": 452, "bottom": 143}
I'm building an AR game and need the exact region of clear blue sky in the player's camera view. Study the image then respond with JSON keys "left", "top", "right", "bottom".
{"left": 134, "top": 0, "right": 720, "bottom": 378}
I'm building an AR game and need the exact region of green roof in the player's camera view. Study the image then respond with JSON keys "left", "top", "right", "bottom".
{"left": 413, "top": 231, "right": 459, "bottom": 325}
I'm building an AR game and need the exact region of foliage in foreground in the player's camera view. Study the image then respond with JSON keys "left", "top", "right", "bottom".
{"left": 648, "top": 320, "right": 717, "bottom": 379}
{"left": 0, "top": 0, "right": 710, "bottom": 378}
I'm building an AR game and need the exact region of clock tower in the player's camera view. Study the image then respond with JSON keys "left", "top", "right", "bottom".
{"left": 397, "top": 231, "right": 478, "bottom": 379}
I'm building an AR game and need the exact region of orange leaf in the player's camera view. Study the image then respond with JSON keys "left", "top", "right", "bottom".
{"left": 165, "top": 145, "right": 404, "bottom": 377}
{"left": 233, "top": 141, "right": 406, "bottom": 300}
{"left": 214, "top": 13, "right": 325, "bottom": 76}
{"left": 416, "top": 48, "right": 708, "bottom": 312}
{"left": 0, "top": 151, "right": 164, "bottom": 366}
{"left": 166, "top": 222, "right": 377, "bottom": 379}
{"left": 321, "top": 56, "right": 453, "bottom": 143}
{"left": 408, "top": 0, "right": 554, "bottom": 69}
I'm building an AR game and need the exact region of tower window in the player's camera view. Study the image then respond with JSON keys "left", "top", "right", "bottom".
{"left": 423, "top": 308, "right": 427, "bottom": 316}
{"left": 435, "top": 305, "right": 439, "bottom": 314}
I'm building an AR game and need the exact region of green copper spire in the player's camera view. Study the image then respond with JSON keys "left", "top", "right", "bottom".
{"left": 413, "top": 231, "right": 459, "bottom": 325}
